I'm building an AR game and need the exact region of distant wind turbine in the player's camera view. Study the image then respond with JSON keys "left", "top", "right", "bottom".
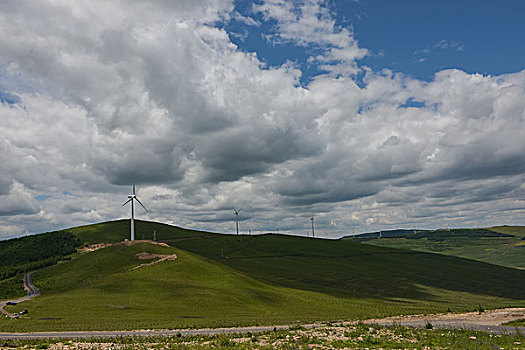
{"left": 233, "top": 208, "right": 241, "bottom": 235}
{"left": 310, "top": 215, "right": 315, "bottom": 238}
{"left": 122, "top": 184, "right": 148, "bottom": 241}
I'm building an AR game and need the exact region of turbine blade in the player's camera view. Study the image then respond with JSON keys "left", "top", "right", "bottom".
{"left": 122, "top": 198, "right": 132, "bottom": 206}
{"left": 133, "top": 183, "right": 136, "bottom": 195}
{"left": 135, "top": 197, "right": 148, "bottom": 212}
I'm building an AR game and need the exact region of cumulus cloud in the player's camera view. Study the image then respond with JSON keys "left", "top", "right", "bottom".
{"left": 253, "top": 0, "right": 367, "bottom": 75}
{"left": 0, "top": 0, "right": 523, "bottom": 238}
{"left": 0, "top": 182, "right": 39, "bottom": 217}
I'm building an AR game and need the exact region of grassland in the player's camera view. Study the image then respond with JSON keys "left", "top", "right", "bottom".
{"left": 504, "top": 318, "right": 525, "bottom": 327}
{"left": 68, "top": 219, "right": 208, "bottom": 244}
{"left": 1, "top": 242, "right": 415, "bottom": 332}
{"left": 1, "top": 220, "right": 525, "bottom": 332}
{"left": 3, "top": 323, "right": 525, "bottom": 349}
{"left": 361, "top": 226, "right": 525, "bottom": 269}
{"left": 0, "top": 276, "right": 24, "bottom": 300}
{"left": 0, "top": 231, "right": 82, "bottom": 280}
{"left": 171, "top": 232, "right": 525, "bottom": 301}
{"left": 0, "top": 231, "right": 82, "bottom": 299}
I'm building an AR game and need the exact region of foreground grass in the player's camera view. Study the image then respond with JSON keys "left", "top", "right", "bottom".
{"left": 2, "top": 323, "right": 525, "bottom": 349}
{"left": 504, "top": 319, "right": 525, "bottom": 327}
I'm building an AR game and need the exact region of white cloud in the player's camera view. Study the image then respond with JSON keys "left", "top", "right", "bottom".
{"left": 0, "top": 0, "right": 523, "bottom": 238}
{"left": 0, "top": 181, "right": 39, "bottom": 217}
{"left": 232, "top": 11, "right": 261, "bottom": 26}
{"left": 253, "top": 0, "right": 367, "bottom": 75}
{"left": 414, "top": 39, "right": 464, "bottom": 60}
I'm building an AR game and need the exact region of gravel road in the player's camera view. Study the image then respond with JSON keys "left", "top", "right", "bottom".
{"left": 2, "top": 308, "right": 525, "bottom": 339}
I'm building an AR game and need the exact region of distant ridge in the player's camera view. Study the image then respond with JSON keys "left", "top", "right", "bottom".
{"left": 345, "top": 227, "right": 515, "bottom": 240}
{"left": 343, "top": 229, "right": 425, "bottom": 239}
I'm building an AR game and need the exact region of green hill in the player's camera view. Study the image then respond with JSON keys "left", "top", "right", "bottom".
{"left": 0, "top": 241, "right": 420, "bottom": 331}
{"left": 172, "top": 233, "right": 524, "bottom": 299}
{"left": 68, "top": 219, "right": 209, "bottom": 244}
{"left": 0, "top": 231, "right": 82, "bottom": 280}
{"left": 0, "top": 231, "right": 82, "bottom": 300}
{"left": 1, "top": 220, "right": 525, "bottom": 332}
{"left": 362, "top": 226, "right": 525, "bottom": 269}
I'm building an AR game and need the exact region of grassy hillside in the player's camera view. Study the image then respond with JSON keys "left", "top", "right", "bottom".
{"left": 0, "top": 276, "right": 24, "bottom": 300}
{"left": 490, "top": 225, "right": 525, "bottom": 238}
{"left": 0, "top": 242, "right": 430, "bottom": 332}
{"left": 171, "top": 233, "right": 525, "bottom": 301}
{"left": 1, "top": 221, "right": 525, "bottom": 332}
{"left": 0, "top": 231, "right": 82, "bottom": 299}
{"left": 362, "top": 226, "right": 525, "bottom": 269}
{"left": 0, "top": 231, "right": 82, "bottom": 280}
{"left": 0, "top": 220, "right": 209, "bottom": 300}
{"left": 350, "top": 228, "right": 512, "bottom": 240}
{"left": 68, "top": 219, "right": 209, "bottom": 244}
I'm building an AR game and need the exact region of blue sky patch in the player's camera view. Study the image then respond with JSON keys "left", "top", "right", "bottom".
{"left": 35, "top": 195, "right": 52, "bottom": 201}
{"left": 229, "top": 0, "right": 525, "bottom": 82}
{"left": 62, "top": 191, "right": 79, "bottom": 197}
{"left": 0, "top": 91, "right": 21, "bottom": 105}
{"left": 399, "top": 98, "right": 425, "bottom": 109}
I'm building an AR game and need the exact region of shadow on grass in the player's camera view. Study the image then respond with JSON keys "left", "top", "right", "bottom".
{"left": 173, "top": 234, "right": 525, "bottom": 302}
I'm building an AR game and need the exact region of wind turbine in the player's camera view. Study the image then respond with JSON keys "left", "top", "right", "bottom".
{"left": 310, "top": 215, "right": 315, "bottom": 238}
{"left": 122, "top": 184, "right": 148, "bottom": 241}
{"left": 233, "top": 208, "right": 241, "bottom": 235}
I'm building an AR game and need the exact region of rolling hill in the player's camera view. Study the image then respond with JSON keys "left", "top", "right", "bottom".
{"left": 360, "top": 226, "right": 525, "bottom": 269}
{"left": 1, "top": 220, "right": 525, "bottom": 332}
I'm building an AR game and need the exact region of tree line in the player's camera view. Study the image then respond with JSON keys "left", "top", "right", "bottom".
{"left": 0, "top": 231, "right": 82, "bottom": 281}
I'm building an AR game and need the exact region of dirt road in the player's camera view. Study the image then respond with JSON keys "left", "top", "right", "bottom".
{"left": 0, "top": 325, "right": 296, "bottom": 339}
{"left": 1, "top": 308, "right": 525, "bottom": 339}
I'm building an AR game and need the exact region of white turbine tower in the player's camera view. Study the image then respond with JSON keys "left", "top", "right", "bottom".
{"left": 310, "top": 215, "right": 315, "bottom": 238}
{"left": 122, "top": 184, "right": 148, "bottom": 241}
{"left": 233, "top": 208, "right": 241, "bottom": 235}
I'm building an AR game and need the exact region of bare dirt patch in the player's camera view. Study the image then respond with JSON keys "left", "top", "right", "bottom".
{"left": 77, "top": 243, "right": 112, "bottom": 253}
{"left": 78, "top": 241, "right": 169, "bottom": 254}
{"left": 122, "top": 240, "right": 169, "bottom": 247}
{"left": 363, "top": 307, "right": 525, "bottom": 327}
{"left": 133, "top": 251, "right": 177, "bottom": 269}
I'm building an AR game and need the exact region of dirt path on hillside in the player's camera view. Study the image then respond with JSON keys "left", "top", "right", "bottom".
{"left": 77, "top": 243, "right": 112, "bottom": 253}
{"left": 132, "top": 252, "right": 177, "bottom": 269}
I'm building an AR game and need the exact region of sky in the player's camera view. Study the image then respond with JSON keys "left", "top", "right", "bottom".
{"left": 0, "top": 0, "right": 524, "bottom": 239}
